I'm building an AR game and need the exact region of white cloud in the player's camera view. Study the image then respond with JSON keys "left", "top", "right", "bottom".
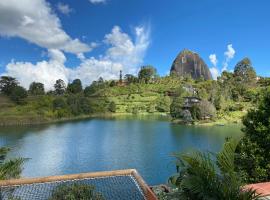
{"left": 222, "top": 44, "right": 235, "bottom": 72}
{"left": 209, "top": 67, "right": 219, "bottom": 80}
{"left": 2, "top": 25, "right": 150, "bottom": 90}
{"left": 209, "top": 54, "right": 218, "bottom": 67}
{"left": 57, "top": 2, "right": 73, "bottom": 15}
{"left": 72, "top": 25, "right": 150, "bottom": 85}
{"left": 209, "top": 54, "right": 219, "bottom": 80}
{"left": 4, "top": 49, "right": 69, "bottom": 91}
{"left": 89, "top": 0, "right": 106, "bottom": 4}
{"left": 0, "top": 0, "right": 89, "bottom": 54}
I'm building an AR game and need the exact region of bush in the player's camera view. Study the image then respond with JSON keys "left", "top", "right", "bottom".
{"left": 170, "top": 97, "right": 184, "bottom": 118}
{"left": 235, "top": 87, "right": 270, "bottom": 183}
{"left": 108, "top": 101, "right": 116, "bottom": 112}
{"left": 10, "top": 86, "right": 28, "bottom": 104}
{"left": 53, "top": 97, "right": 67, "bottom": 110}
{"left": 49, "top": 184, "right": 104, "bottom": 200}
{"left": 191, "top": 100, "right": 216, "bottom": 120}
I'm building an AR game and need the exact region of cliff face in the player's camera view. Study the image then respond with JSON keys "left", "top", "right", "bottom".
{"left": 170, "top": 49, "right": 212, "bottom": 80}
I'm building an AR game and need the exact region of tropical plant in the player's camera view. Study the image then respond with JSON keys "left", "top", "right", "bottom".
{"left": 0, "top": 147, "right": 28, "bottom": 180}
{"left": 235, "top": 87, "right": 270, "bottom": 183}
{"left": 49, "top": 183, "right": 104, "bottom": 200}
{"left": 168, "top": 139, "right": 260, "bottom": 200}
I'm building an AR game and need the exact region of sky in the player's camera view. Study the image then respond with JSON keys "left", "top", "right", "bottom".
{"left": 0, "top": 0, "right": 270, "bottom": 90}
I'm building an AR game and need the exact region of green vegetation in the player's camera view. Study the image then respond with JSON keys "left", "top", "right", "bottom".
{"left": 235, "top": 86, "right": 270, "bottom": 183}
{"left": 49, "top": 183, "right": 104, "bottom": 200}
{"left": 168, "top": 139, "right": 260, "bottom": 200}
{"left": 0, "top": 58, "right": 266, "bottom": 126}
{"left": 0, "top": 147, "right": 27, "bottom": 180}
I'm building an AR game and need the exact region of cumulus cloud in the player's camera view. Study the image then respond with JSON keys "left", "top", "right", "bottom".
{"left": 209, "top": 67, "right": 219, "bottom": 80}
{"left": 72, "top": 25, "right": 150, "bottom": 85}
{"left": 89, "top": 0, "right": 106, "bottom": 4}
{"left": 222, "top": 44, "right": 235, "bottom": 72}
{"left": 209, "top": 54, "right": 219, "bottom": 80}
{"left": 209, "top": 54, "right": 218, "bottom": 67}
{"left": 4, "top": 49, "right": 69, "bottom": 91}
{"left": 0, "top": 0, "right": 89, "bottom": 54}
{"left": 57, "top": 2, "right": 73, "bottom": 15}
{"left": 3, "top": 25, "right": 150, "bottom": 90}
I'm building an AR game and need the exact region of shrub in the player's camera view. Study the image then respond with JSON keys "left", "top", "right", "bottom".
{"left": 235, "top": 87, "right": 270, "bottom": 183}
{"left": 49, "top": 184, "right": 104, "bottom": 200}
{"left": 108, "top": 101, "right": 116, "bottom": 112}
{"left": 10, "top": 86, "right": 28, "bottom": 104}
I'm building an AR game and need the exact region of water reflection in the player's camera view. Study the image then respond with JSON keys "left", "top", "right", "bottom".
{"left": 0, "top": 118, "right": 243, "bottom": 185}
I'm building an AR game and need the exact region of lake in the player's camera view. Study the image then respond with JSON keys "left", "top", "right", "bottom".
{"left": 0, "top": 116, "right": 243, "bottom": 185}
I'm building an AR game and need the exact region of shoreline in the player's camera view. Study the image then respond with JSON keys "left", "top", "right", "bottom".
{"left": 0, "top": 112, "right": 242, "bottom": 127}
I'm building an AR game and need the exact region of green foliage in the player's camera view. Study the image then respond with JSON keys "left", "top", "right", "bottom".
{"left": 155, "top": 96, "right": 171, "bottom": 112}
{"left": 170, "top": 97, "right": 184, "bottom": 118}
{"left": 235, "top": 87, "right": 270, "bottom": 183}
{"left": 234, "top": 58, "right": 257, "bottom": 86}
{"left": 169, "top": 139, "right": 260, "bottom": 200}
{"left": 108, "top": 101, "right": 116, "bottom": 112}
{"left": 191, "top": 100, "right": 216, "bottom": 120}
{"left": 84, "top": 80, "right": 106, "bottom": 97}
{"left": 124, "top": 74, "right": 138, "bottom": 84}
{"left": 138, "top": 66, "right": 157, "bottom": 84}
{"left": 0, "top": 76, "right": 18, "bottom": 96}
{"left": 54, "top": 79, "right": 66, "bottom": 95}
{"left": 0, "top": 147, "right": 28, "bottom": 180}
{"left": 29, "top": 82, "right": 45, "bottom": 95}
{"left": 49, "top": 183, "right": 104, "bottom": 200}
{"left": 66, "top": 95, "right": 92, "bottom": 115}
{"left": 10, "top": 86, "right": 28, "bottom": 104}
{"left": 67, "top": 79, "right": 83, "bottom": 94}
{"left": 53, "top": 97, "right": 67, "bottom": 110}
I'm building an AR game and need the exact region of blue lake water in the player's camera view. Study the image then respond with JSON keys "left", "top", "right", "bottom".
{"left": 0, "top": 116, "right": 243, "bottom": 185}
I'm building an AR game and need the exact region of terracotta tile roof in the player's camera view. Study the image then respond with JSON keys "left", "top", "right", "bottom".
{"left": 244, "top": 182, "right": 270, "bottom": 197}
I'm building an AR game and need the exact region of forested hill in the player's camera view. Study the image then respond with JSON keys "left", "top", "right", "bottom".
{"left": 0, "top": 57, "right": 269, "bottom": 126}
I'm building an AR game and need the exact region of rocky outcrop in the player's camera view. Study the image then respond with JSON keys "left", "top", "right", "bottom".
{"left": 170, "top": 49, "right": 212, "bottom": 80}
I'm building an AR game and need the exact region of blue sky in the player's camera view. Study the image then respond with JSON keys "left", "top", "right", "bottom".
{"left": 0, "top": 0, "right": 269, "bottom": 89}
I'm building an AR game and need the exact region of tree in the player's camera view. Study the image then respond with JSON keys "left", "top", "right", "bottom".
{"left": 156, "top": 96, "right": 171, "bottom": 112}
{"left": 10, "top": 86, "right": 28, "bottom": 104}
{"left": 168, "top": 139, "right": 260, "bottom": 200}
{"left": 108, "top": 101, "right": 116, "bottom": 112}
{"left": 138, "top": 66, "right": 157, "bottom": 84}
{"left": 54, "top": 79, "right": 66, "bottom": 95}
{"left": 170, "top": 97, "right": 184, "bottom": 118}
{"left": 67, "top": 79, "right": 83, "bottom": 94}
{"left": 119, "top": 70, "right": 123, "bottom": 84}
{"left": 29, "top": 82, "right": 45, "bottom": 95}
{"left": 0, "top": 76, "right": 18, "bottom": 96}
{"left": 191, "top": 100, "right": 216, "bottom": 120}
{"left": 0, "top": 147, "right": 28, "bottom": 180}
{"left": 109, "top": 80, "right": 117, "bottom": 87}
{"left": 124, "top": 74, "right": 138, "bottom": 84}
{"left": 49, "top": 183, "right": 104, "bottom": 200}
{"left": 235, "top": 87, "right": 270, "bottom": 183}
{"left": 234, "top": 58, "right": 257, "bottom": 86}
{"left": 52, "top": 97, "right": 67, "bottom": 110}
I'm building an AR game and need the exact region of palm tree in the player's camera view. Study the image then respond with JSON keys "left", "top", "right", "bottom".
{"left": 168, "top": 139, "right": 260, "bottom": 200}
{"left": 0, "top": 147, "right": 28, "bottom": 180}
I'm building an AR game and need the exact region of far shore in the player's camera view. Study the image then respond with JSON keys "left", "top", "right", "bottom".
{"left": 0, "top": 112, "right": 242, "bottom": 127}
